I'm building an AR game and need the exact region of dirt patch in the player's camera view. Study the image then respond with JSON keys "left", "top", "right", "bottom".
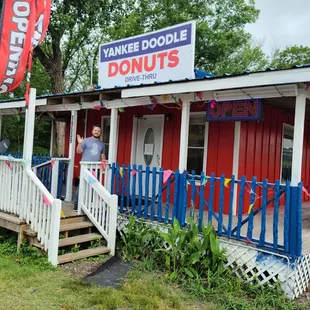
{"left": 296, "top": 291, "right": 310, "bottom": 309}
{"left": 60, "top": 257, "right": 110, "bottom": 279}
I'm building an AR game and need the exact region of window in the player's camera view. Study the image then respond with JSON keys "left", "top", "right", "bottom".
{"left": 281, "top": 124, "right": 294, "bottom": 183}
{"left": 187, "top": 114, "right": 207, "bottom": 174}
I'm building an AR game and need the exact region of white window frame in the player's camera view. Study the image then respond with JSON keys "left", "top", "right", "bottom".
{"left": 280, "top": 123, "right": 294, "bottom": 184}
{"left": 101, "top": 115, "right": 120, "bottom": 161}
{"left": 187, "top": 112, "right": 209, "bottom": 175}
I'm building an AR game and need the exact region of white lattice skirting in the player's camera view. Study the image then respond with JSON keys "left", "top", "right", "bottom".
{"left": 117, "top": 214, "right": 310, "bottom": 299}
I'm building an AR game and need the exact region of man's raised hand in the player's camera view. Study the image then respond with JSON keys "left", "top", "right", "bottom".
{"left": 77, "top": 134, "right": 84, "bottom": 144}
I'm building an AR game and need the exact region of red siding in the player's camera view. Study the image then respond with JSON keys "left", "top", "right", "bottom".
{"left": 68, "top": 100, "right": 310, "bottom": 207}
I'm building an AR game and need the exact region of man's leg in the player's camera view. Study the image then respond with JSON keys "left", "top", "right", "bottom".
{"left": 74, "top": 184, "right": 79, "bottom": 210}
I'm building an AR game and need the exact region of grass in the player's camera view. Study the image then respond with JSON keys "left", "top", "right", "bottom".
{"left": 0, "top": 254, "right": 217, "bottom": 310}
{"left": 0, "top": 230, "right": 306, "bottom": 310}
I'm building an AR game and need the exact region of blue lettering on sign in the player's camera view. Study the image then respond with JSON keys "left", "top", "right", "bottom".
{"left": 100, "top": 23, "right": 192, "bottom": 63}
{"left": 125, "top": 73, "right": 158, "bottom": 83}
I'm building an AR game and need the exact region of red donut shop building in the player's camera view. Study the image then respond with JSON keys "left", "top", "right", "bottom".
{"left": 1, "top": 21, "right": 310, "bottom": 297}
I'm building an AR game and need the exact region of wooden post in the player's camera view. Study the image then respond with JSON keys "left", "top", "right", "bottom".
{"left": 107, "top": 108, "right": 118, "bottom": 192}
{"left": 178, "top": 101, "right": 190, "bottom": 172}
{"left": 289, "top": 87, "right": 306, "bottom": 257}
{"left": 65, "top": 110, "right": 78, "bottom": 202}
{"left": 49, "top": 120, "right": 55, "bottom": 157}
{"left": 51, "top": 159, "right": 59, "bottom": 197}
{"left": 232, "top": 121, "right": 241, "bottom": 215}
{"left": 48, "top": 199, "right": 61, "bottom": 266}
{"left": 23, "top": 88, "right": 36, "bottom": 167}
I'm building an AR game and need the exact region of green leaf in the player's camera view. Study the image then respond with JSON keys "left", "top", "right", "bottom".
{"left": 184, "top": 268, "right": 194, "bottom": 278}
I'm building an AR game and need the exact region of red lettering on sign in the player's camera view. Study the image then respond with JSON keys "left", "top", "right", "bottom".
{"left": 232, "top": 102, "right": 245, "bottom": 117}
{"left": 120, "top": 60, "right": 130, "bottom": 75}
{"left": 221, "top": 103, "right": 232, "bottom": 117}
{"left": 210, "top": 104, "right": 221, "bottom": 118}
{"left": 131, "top": 57, "right": 143, "bottom": 74}
{"left": 247, "top": 100, "right": 258, "bottom": 116}
{"left": 168, "top": 49, "right": 179, "bottom": 68}
{"left": 107, "top": 49, "right": 180, "bottom": 76}
{"left": 108, "top": 62, "right": 118, "bottom": 77}
{"left": 144, "top": 54, "right": 156, "bottom": 72}
{"left": 157, "top": 52, "right": 168, "bottom": 69}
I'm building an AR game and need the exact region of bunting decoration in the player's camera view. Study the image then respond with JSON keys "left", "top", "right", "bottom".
{"left": 92, "top": 169, "right": 97, "bottom": 178}
{"left": 248, "top": 202, "right": 255, "bottom": 214}
{"left": 100, "top": 160, "right": 107, "bottom": 172}
{"left": 93, "top": 105, "right": 101, "bottom": 110}
{"left": 119, "top": 167, "right": 123, "bottom": 178}
{"left": 43, "top": 193, "right": 51, "bottom": 205}
{"left": 132, "top": 169, "right": 138, "bottom": 176}
{"left": 195, "top": 91, "right": 203, "bottom": 101}
{"left": 202, "top": 176, "right": 208, "bottom": 186}
{"left": 119, "top": 108, "right": 125, "bottom": 113}
{"left": 162, "top": 94, "right": 168, "bottom": 101}
{"left": 50, "top": 158, "right": 56, "bottom": 165}
{"left": 163, "top": 169, "right": 173, "bottom": 183}
{"left": 303, "top": 186, "right": 310, "bottom": 197}
{"left": 6, "top": 161, "right": 12, "bottom": 170}
{"left": 88, "top": 175, "right": 97, "bottom": 184}
{"left": 224, "top": 178, "right": 231, "bottom": 188}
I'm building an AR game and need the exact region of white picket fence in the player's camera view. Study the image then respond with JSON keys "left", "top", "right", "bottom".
{"left": 0, "top": 156, "right": 61, "bottom": 266}
{"left": 78, "top": 163, "right": 117, "bottom": 255}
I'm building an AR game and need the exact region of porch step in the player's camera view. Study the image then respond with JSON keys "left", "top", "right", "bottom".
{"left": 58, "top": 233, "right": 102, "bottom": 248}
{"left": 58, "top": 246, "right": 110, "bottom": 264}
{"left": 60, "top": 215, "right": 88, "bottom": 225}
{"left": 60, "top": 221, "right": 94, "bottom": 232}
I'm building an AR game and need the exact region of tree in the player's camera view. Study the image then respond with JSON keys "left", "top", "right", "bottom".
{"left": 270, "top": 45, "right": 310, "bottom": 70}
{"left": 34, "top": 0, "right": 113, "bottom": 93}
{"left": 108, "top": 0, "right": 261, "bottom": 74}
{"left": 214, "top": 42, "right": 268, "bottom": 75}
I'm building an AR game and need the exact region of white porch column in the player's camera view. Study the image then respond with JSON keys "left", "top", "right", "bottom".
{"left": 23, "top": 88, "right": 36, "bottom": 167}
{"left": 106, "top": 108, "right": 118, "bottom": 192}
{"left": 178, "top": 101, "right": 190, "bottom": 172}
{"left": 0, "top": 115, "right": 2, "bottom": 140}
{"left": 49, "top": 120, "right": 55, "bottom": 157}
{"left": 65, "top": 110, "right": 78, "bottom": 201}
{"left": 232, "top": 121, "right": 241, "bottom": 215}
{"left": 291, "top": 89, "right": 307, "bottom": 186}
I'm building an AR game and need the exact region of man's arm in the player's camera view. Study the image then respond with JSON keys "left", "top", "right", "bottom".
{"left": 76, "top": 135, "right": 84, "bottom": 154}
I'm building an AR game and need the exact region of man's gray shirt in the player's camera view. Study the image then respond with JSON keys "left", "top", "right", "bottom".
{"left": 80, "top": 138, "right": 105, "bottom": 161}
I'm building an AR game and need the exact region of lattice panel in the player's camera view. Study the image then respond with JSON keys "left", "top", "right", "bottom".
{"left": 293, "top": 254, "right": 310, "bottom": 298}
{"left": 219, "top": 239, "right": 297, "bottom": 298}
{"left": 116, "top": 215, "right": 308, "bottom": 299}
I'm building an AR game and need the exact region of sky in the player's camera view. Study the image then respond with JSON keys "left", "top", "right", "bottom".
{"left": 245, "top": 0, "right": 310, "bottom": 56}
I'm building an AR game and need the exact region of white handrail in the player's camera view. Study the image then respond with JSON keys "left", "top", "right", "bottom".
{"left": 0, "top": 157, "right": 61, "bottom": 266}
{"left": 78, "top": 168, "right": 118, "bottom": 255}
{"left": 23, "top": 168, "right": 61, "bottom": 265}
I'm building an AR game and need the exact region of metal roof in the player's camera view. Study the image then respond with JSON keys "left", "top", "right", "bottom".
{"left": 0, "top": 64, "right": 310, "bottom": 103}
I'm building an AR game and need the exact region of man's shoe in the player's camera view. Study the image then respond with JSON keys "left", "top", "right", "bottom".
{"left": 74, "top": 204, "right": 78, "bottom": 211}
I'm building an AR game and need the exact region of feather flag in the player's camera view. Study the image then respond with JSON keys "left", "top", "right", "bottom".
{"left": 0, "top": 0, "right": 52, "bottom": 104}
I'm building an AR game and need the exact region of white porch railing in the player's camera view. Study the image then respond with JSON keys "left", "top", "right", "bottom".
{"left": 0, "top": 156, "right": 61, "bottom": 266}
{"left": 78, "top": 164, "right": 117, "bottom": 255}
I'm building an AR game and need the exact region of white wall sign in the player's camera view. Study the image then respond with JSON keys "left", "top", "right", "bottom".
{"left": 98, "top": 21, "right": 196, "bottom": 88}
{"left": 144, "top": 144, "right": 154, "bottom": 155}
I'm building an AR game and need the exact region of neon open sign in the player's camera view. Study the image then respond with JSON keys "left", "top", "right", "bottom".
{"left": 206, "top": 99, "right": 263, "bottom": 121}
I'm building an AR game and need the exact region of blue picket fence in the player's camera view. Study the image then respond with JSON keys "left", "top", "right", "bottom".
{"left": 111, "top": 163, "right": 303, "bottom": 257}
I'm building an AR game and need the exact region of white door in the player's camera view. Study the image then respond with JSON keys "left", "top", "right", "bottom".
{"left": 134, "top": 115, "right": 164, "bottom": 197}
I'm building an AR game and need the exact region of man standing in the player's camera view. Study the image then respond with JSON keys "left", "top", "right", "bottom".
{"left": 74, "top": 125, "right": 106, "bottom": 210}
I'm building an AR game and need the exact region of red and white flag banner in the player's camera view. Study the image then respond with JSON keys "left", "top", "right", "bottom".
{"left": 0, "top": 0, "right": 52, "bottom": 103}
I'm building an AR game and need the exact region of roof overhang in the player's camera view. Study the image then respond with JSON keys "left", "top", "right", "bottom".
{"left": 121, "top": 67, "right": 310, "bottom": 98}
